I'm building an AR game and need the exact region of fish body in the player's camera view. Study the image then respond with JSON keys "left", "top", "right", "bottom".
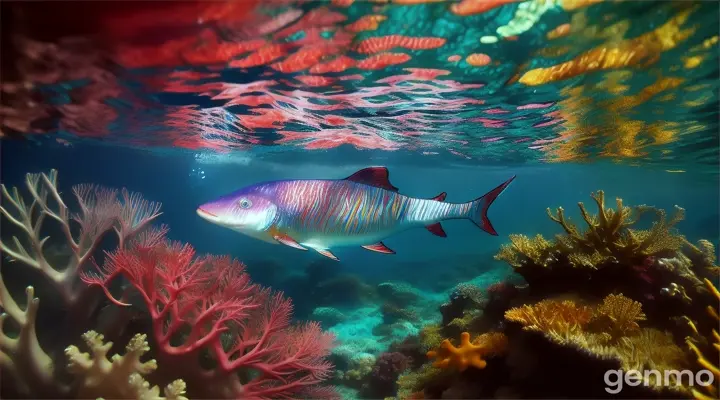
{"left": 197, "top": 167, "right": 515, "bottom": 261}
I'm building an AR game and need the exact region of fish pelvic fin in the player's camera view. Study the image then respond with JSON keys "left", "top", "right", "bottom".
{"left": 316, "top": 248, "right": 340, "bottom": 261}
{"left": 362, "top": 242, "right": 395, "bottom": 254}
{"left": 426, "top": 222, "right": 447, "bottom": 237}
{"left": 273, "top": 232, "right": 308, "bottom": 250}
{"left": 465, "top": 175, "right": 516, "bottom": 236}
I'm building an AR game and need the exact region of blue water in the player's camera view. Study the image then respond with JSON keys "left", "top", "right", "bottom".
{"left": 4, "top": 139, "right": 717, "bottom": 286}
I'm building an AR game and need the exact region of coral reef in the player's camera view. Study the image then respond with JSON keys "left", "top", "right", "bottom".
{"left": 311, "top": 306, "right": 348, "bottom": 328}
{"left": 439, "top": 283, "right": 484, "bottom": 326}
{"left": 505, "top": 293, "right": 690, "bottom": 389}
{"left": 0, "top": 169, "right": 161, "bottom": 398}
{"left": 84, "top": 227, "right": 338, "bottom": 399}
{"left": 1, "top": 169, "right": 339, "bottom": 400}
{"left": 495, "top": 190, "right": 689, "bottom": 269}
{"left": 337, "top": 353, "right": 376, "bottom": 390}
{"left": 65, "top": 330, "right": 187, "bottom": 400}
{"left": 377, "top": 282, "right": 422, "bottom": 307}
{"left": 388, "top": 190, "right": 718, "bottom": 400}
{"left": 493, "top": 190, "right": 718, "bottom": 343}
{"left": 360, "top": 351, "right": 411, "bottom": 398}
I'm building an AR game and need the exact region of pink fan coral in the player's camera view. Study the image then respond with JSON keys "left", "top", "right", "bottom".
{"left": 82, "top": 227, "right": 337, "bottom": 399}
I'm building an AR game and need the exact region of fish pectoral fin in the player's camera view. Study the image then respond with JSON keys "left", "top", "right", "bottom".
{"left": 273, "top": 233, "right": 307, "bottom": 250}
{"left": 315, "top": 248, "right": 340, "bottom": 261}
{"left": 362, "top": 242, "right": 395, "bottom": 254}
{"left": 426, "top": 222, "right": 447, "bottom": 238}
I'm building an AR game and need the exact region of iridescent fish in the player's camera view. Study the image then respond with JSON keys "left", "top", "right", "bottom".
{"left": 196, "top": 167, "right": 515, "bottom": 261}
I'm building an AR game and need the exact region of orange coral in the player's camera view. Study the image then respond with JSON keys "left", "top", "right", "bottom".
{"left": 426, "top": 331, "right": 508, "bottom": 371}
{"left": 594, "top": 293, "right": 646, "bottom": 337}
{"left": 505, "top": 299, "right": 593, "bottom": 333}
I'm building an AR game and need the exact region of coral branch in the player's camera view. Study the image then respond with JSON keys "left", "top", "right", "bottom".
{"left": 0, "top": 285, "right": 60, "bottom": 397}
{"left": 498, "top": 190, "right": 687, "bottom": 271}
{"left": 0, "top": 169, "right": 163, "bottom": 397}
{"left": 66, "top": 330, "right": 188, "bottom": 400}
{"left": 88, "top": 231, "right": 337, "bottom": 399}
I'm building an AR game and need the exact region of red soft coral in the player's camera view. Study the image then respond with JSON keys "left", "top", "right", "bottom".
{"left": 82, "top": 226, "right": 337, "bottom": 399}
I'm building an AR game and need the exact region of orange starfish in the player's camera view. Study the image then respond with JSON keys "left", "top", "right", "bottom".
{"left": 426, "top": 331, "right": 507, "bottom": 371}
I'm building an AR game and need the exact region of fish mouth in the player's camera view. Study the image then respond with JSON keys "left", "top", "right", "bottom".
{"left": 196, "top": 207, "right": 219, "bottom": 222}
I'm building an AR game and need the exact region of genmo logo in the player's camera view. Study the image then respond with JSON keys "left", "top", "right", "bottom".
{"left": 604, "top": 369, "right": 716, "bottom": 394}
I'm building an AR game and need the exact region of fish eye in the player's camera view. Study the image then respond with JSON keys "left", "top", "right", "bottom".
{"left": 238, "top": 198, "right": 252, "bottom": 209}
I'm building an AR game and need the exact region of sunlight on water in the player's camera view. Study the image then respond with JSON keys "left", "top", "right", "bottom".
{"left": 1, "top": 0, "right": 718, "bottom": 171}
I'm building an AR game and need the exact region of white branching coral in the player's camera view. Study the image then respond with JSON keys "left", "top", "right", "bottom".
{"left": 0, "top": 169, "right": 163, "bottom": 397}
{"left": 65, "top": 330, "right": 188, "bottom": 400}
{"left": 0, "top": 286, "right": 56, "bottom": 395}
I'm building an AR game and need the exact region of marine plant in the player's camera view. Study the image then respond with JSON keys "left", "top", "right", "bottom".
{"left": 83, "top": 227, "right": 338, "bottom": 399}
{"left": 0, "top": 169, "right": 161, "bottom": 397}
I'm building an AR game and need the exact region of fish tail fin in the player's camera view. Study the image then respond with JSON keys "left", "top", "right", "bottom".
{"left": 466, "top": 175, "right": 516, "bottom": 236}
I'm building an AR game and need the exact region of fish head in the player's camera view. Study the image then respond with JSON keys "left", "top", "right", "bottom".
{"left": 197, "top": 186, "right": 278, "bottom": 232}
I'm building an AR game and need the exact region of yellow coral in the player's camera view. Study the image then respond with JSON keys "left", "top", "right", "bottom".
{"left": 548, "top": 327, "right": 689, "bottom": 389}
{"left": 505, "top": 298, "right": 593, "bottom": 333}
{"left": 65, "top": 330, "right": 188, "bottom": 400}
{"left": 494, "top": 234, "right": 554, "bottom": 267}
{"left": 507, "top": 294, "right": 645, "bottom": 338}
{"left": 426, "top": 331, "right": 507, "bottom": 371}
{"left": 687, "top": 278, "right": 720, "bottom": 400}
{"left": 507, "top": 293, "right": 693, "bottom": 393}
{"left": 593, "top": 293, "right": 646, "bottom": 337}
{"left": 548, "top": 191, "right": 686, "bottom": 262}
{"left": 496, "top": 190, "right": 688, "bottom": 270}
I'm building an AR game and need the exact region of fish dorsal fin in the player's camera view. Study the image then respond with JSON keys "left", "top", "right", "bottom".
{"left": 344, "top": 167, "right": 399, "bottom": 192}
{"left": 431, "top": 192, "right": 447, "bottom": 201}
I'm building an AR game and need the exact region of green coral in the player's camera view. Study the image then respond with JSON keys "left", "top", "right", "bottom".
{"left": 419, "top": 324, "right": 444, "bottom": 352}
